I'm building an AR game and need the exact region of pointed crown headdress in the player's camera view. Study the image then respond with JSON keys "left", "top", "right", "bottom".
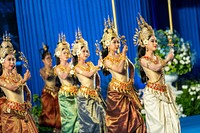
{"left": 133, "top": 14, "right": 154, "bottom": 47}
{"left": 101, "top": 16, "right": 119, "bottom": 49}
{"left": 39, "top": 42, "right": 51, "bottom": 58}
{"left": 55, "top": 33, "right": 70, "bottom": 57}
{"left": 0, "top": 33, "right": 15, "bottom": 60}
{"left": 71, "top": 28, "right": 89, "bottom": 56}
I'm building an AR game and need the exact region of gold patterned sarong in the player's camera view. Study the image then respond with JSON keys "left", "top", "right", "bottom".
{"left": 106, "top": 78, "right": 146, "bottom": 133}
{"left": 1, "top": 99, "right": 38, "bottom": 133}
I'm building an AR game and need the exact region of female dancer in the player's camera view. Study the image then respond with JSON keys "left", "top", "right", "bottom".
{"left": 39, "top": 44, "right": 61, "bottom": 132}
{"left": 54, "top": 34, "right": 79, "bottom": 133}
{"left": 72, "top": 29, "right": 106, "bottom": 133}
{"left": 101, "top": 18, "right": 146, "bottom": 133}
{"left": 135, "top": 15, "right": 180, "bottom": 133}
{"left": 0, "top": 34, "right": 38, "bottom": 132}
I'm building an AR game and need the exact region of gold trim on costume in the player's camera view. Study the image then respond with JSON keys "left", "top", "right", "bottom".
{"left": 109, "top": 78, "right": 133, "bottom": 93}
{"left": 43, "top": 85, "right": 58, "bottom": 98}
{"left": 4, "top": 100, "right": 27, "bottom": 119}
{"left": 59, "top": 85, "right": 78, "bottom": 96}
{"left": 109, "top": 78, "right": 142, "bottom": 109}
{"left": 146, "top": 83, "right": 169, "bottom": 101}
{"left": 79, "top": 86, "right": 99, "bottom": 101}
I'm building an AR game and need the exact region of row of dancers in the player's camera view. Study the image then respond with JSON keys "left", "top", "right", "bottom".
{"left": 0, "top": 15, "right": 180, "bottom": 133}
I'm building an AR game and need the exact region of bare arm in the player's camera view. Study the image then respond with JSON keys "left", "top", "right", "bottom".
{"left": 0, "top": 79, "right": 19, "bottom": 91}
{"left": 55, "top": 67, "right": 70, "bottom": 79}
{"left": 104, "top": 57, "right": 126, "bottom": 73}
{"left": 40, "top": 69, "right": 48, "bottom": 80}
{"left": 75, "top": 66, "right": 99, "bottom": 78}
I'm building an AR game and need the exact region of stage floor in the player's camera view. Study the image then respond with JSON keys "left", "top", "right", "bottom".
{"left": 180, "top": 115, "right": 200, "bottom": 133}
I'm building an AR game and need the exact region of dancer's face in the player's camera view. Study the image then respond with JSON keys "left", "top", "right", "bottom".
{"left": 43, "top": 54, "right": 52, "bottom": 67}
{"left": 59, "top": 48, "right": 70, "bottom": 61}
{"left": 146, "top": 35, "right": 158, "bottom": 52}
{"left": 108, "top": 37, "right": 120, "bottom": 52}
{"left": 79, "top": 47, "right": 90, "bottom": 61}
{"left": 2, "top": 54, "right": 16, "bottom": 70}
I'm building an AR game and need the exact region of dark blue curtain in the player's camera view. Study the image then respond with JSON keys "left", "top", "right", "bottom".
{"left": 15, "top": 0, "right": 145, "bottom": 98}
{"left": 172, "top": 0, "right": 200, "bottom": 75}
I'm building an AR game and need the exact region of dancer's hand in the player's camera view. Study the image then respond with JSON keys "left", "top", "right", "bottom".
{"left": 23, "top": 70, "right": 31, "bottom": 83}
{"left": 122, "top": 45, "right": 128, "bottom": 56}
{"left": 166, "top": 48, "right": 174, "bottom": 61}
{"left": 97, "top": 59, "right": 103, "bottom": 68}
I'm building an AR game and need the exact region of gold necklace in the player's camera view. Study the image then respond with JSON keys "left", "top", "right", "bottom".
{"left": 75, "top": 62, "right": 93, "bottom": 72}
{"left": 143, "top": 55, "right": 159, "bottom": 64}
{"left": 104, "top": 54, "right": 122, "bottom": 64}
{"left": 57, "top": 64, "right": 70, "bottom": 73}
{"left": 0, "top": 73, "right": 21, "bottom": 84}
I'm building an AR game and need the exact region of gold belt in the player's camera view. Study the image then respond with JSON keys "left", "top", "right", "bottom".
{"left": 109, "top": 78, "right": 142, "bottom": 109}
{"left": 109, "top": 78, "right": 133, "bottom": 93}
{"left": 147, "top": 82, "right": 167, "bottom": 92}
{"left": 59, "top": 85, "right": 78, "bottom": 96}
{"left": 44, "top": 85, "right": 58, "bottom": 98}
{"left": 79, "top": 86, "right": 99, "bottom": 100}
{"left": 5, "top": 100, "right": 28, "bottom": 119}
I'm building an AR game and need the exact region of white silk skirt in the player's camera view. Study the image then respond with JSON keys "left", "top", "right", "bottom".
{"left": 143, "top": 85, "right": 181, "bottom": 133}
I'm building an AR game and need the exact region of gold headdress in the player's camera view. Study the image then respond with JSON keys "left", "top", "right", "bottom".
{"left": 101, "top": 16, "right": 119, "bottom": 49}
{"left": 71, "top": 28, "right": 89, "bottom": 56}
{"left": 54, "top": 33, "right": 70, "bottom": 57}
{"left": 0, "top": 33, "right": 15, "bottom": 63}
{"left": 133, "top": 14, "right": 154, "bottom": 47}
{"left": 42, "top": 42, "right": 48, "bottom": 52}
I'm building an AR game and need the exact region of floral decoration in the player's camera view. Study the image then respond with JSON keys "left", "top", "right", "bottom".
{"left": 176, "top": 80, "right": 200, "bottom": 117}
{"left": 155, "top": 29, "right": 194, "bottom": 75}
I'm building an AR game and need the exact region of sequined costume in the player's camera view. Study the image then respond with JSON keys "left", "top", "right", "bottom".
{"left": 0, "top": 77, "right": 38, "bottom": 133}
{"left": 141, "top": 56, "right": 180, "bottom": 133}
{"left": 55, "top": 65, "right": 79, "bottom": 133}
{"left": 104, "top": 55, "right": 146, "bottom": 133}
{"left": 0, "top": 33, "right": 38, "bottom": 133}
{"left": 75, "top": 62, "right": 107, "bottom": 133}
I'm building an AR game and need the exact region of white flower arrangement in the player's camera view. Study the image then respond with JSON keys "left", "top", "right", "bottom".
{"left": 155, "top": 29, "right": 193, "bottom": 75}
{"left": 176, "top": 80, "right": 200, "bottom": 117}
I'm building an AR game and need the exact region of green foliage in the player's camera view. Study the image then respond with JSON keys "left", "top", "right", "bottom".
{"left": 176, "top": 80, "right": 200, "bottom": 117}
{"left": 155, "top": 29, "right": 193, "bottom": 75}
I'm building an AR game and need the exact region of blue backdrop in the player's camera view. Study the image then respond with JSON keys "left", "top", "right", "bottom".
{"left": 15, "top": 0, "right": 200, "bottom": 98}
{"left": 15, "top": 0, "right": 147, "bottom": 97}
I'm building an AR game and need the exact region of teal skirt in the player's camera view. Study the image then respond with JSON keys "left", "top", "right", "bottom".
{"left": 58, "top": 94, "right": 79, "bottom": 133}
